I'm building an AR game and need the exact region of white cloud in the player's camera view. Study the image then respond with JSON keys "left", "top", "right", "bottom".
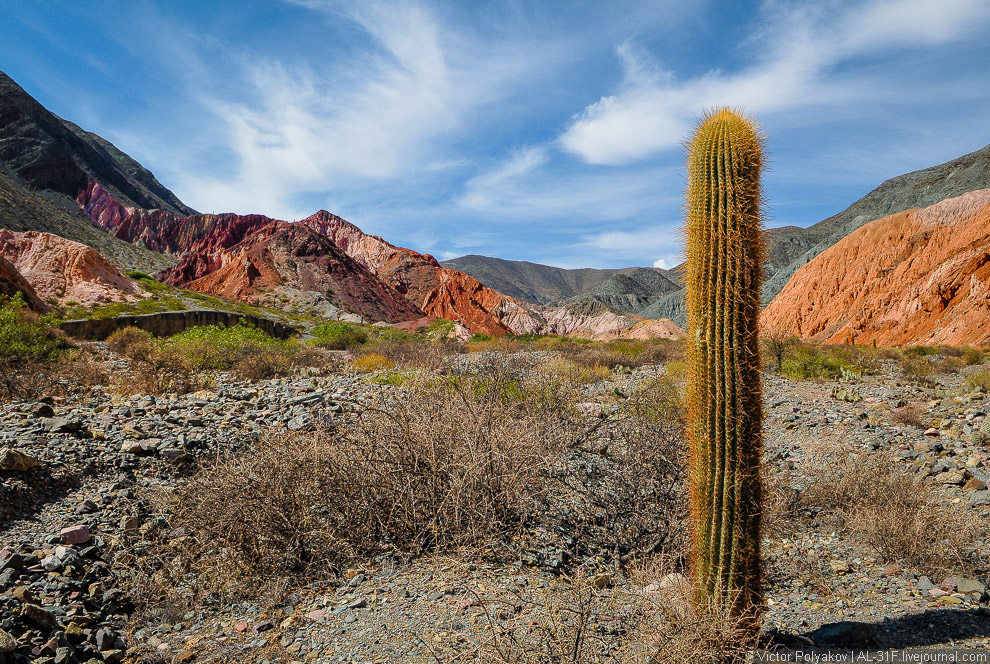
{"left": 653, "top": 258, "right": 671, "bottom": 269}
{"left": 559, "top": 0, "right": 990, "bottom": 165}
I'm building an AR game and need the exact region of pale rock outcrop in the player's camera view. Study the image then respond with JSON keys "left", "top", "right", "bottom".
{"left": 0, "top": 230, "right": 148, "bottom": 306}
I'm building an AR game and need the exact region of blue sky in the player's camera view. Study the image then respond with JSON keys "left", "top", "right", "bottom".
{"left": 2, "top": 0, "right": 988, "bottom": 269}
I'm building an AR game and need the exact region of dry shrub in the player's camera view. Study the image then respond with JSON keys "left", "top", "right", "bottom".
{"left": 538, "top": 375, "right": 688, "bottom": 563}
{"left": 105, "top": 326, "right": 152, "bottom": 354}
{"left": 539, "top": 356, "right": 611, "bottom": 384}
{"left": 112, "top": 332, "right": 198, "bottom": 395}
{"left": 44, "top": 346, "right": 111, "bottom": 396}
{"left": 431, "top": 563, "right": 753, "bottom": 664}
{"left": 965, "top": 368, "right": 990, "bottom": 393}
{"left": 889, "top": 405, "right": 924, "bottom": 428}
{"left": 371, "top": 339, "right": 461, "bottom": 371}
{"left": 799, "top": 454, "right": 986, "bottom": 576}
{"left": 146, "top": 369, "right": 565, "bottom": 596}
{"left": 351, "top": 351, "right": 395, "bottom": 373}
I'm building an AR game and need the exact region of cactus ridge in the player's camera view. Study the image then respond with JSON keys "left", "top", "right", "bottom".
{"left": 685, "top": 108, "right": 765, "bottom": 626}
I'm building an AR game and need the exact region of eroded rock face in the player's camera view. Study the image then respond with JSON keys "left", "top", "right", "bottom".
{"left": 0, "top": 254, "right": 48, "bottom": 311}
{"left": 762, "top": 190, "right": 990, "bottom": 347}
{"left": 79, "top": 183, "right": 422, "bottom": 323}
{"left": 78, "top": 186, "right": 686, "bottom": 338}
{"left": 0, "top": 230, "right": 148, "bottom": 306}
{"left": 183, "top": 222, "right": 423, "bottom": 323}
{"left": 303, "top": 211, "right": 516, "bottom": 336}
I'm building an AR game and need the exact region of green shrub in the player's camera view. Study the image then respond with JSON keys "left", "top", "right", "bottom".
{"left": 425, "top": 318, "right": 456, "bottom": 340}
{"left": 311, "top": 322, "right": 367, "bottom": 350}
{"left": 780, "top": 343, "right": 858, "bottom": 381}
{"left": 0, "top": 294, "right": 67, "bottom": 399}
{"left": 169, "top": 323, "right": 277, "bottom": 370}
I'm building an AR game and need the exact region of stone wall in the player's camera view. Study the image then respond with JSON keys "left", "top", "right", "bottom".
{"left": 60, "top": 309, "right": 296, "bottom": 341}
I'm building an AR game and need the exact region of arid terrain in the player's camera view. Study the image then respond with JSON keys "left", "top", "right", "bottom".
{"left": 1, "top": 328, "right": 989, "bottom": 663}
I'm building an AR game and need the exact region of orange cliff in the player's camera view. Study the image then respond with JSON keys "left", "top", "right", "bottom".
{"left": 762, "top": 190, "right": 990, "bottom": 347}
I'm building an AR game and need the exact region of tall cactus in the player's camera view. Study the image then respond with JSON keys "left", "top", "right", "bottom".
{"left": 685, "top": 108, "right": 764, "bottom": 628}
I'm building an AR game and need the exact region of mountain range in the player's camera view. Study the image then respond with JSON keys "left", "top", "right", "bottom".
{"left": 0, "top": 67, "right": 988, "bottom": 346}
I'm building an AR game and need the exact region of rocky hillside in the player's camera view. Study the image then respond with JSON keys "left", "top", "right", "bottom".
{"left": 0, "top": 230, "right": 149, "bottom": 307}
{"left": 440, "top": 254, "right": 683, "bottom": 316}
{"left": 0, "top": 166, "right": 174, "bottom": 275}
{"left": 641, "top": 144, "right": 990, "bottom": 326}
{"left": 79, "top": 184, "right": 422, "bottom": 323}
{"left": 762, "top": 143, "right": 990, "bottom": 304}
{"left": 762, "top": 190, "right": 990, "bottom": 347}
{"left": 0, "top": 71, "right": 194, "bottom": 217}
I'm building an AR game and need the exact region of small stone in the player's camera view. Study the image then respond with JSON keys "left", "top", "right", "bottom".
{"left": 829, "top": 560, "right": 852, "bottom": 575}
{"left": 963, "top": 478, "right": 987, "bottom": 492}
{"left": 957, "top": 579, "right": 986, "bottom": 595}
{"left": 306, "top": 609, "right": 325, "bottom": 621}
{"left": 924, "top": 428, "right": 940, "bottom": 437}
{"left": 60, "top": 524, "right": 91, "bottom": 545}
{"left": 234, "top": 621, "right": 248, "bottom": 633}
{"left": 21, "top": 603, "right": 56, "bottom": 630}
{"left": 917, "top": 577, "right": 935, "bottom": 591}
{"left": 102, "top": 650, "right": 125, "bottom": 664}
{"left": 46, "top": 416, "right": 83, "bottom": 433}
{"left": 252, "top": 621, "right": 273, "bottom": 634}
{"left": 970, "top": 490, "right": 990, "bottom": 507}
{"left": 10, "top": 585, "right": 33, "bottom": 602}
{"left": 935, "top": 469, "right": 969, "bottom": 485}
{"left": 588, "top": 573, "right": 613, "bottom": 590}
{"left": 77, "top": 499, "right": 100, "bottom": 514}
{"left": 120, "top": 441, "right": 145, "bottom": 455}
{"left": 172, "top": 652, "right": 196, "bottom": 664}
{"left": 0, "top": 447, "right": 39, "bottom": 471}
{"left": 120, "top": 516, "right": 140, "bottom": 534}
{"left": 0, "top": 628, "right": 17, "bottom": 654}
{"left": 938, "top": 595, "right": 963, "bottom": 605}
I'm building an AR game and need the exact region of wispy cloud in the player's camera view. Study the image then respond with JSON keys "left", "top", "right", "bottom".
{"left": 558, "top": 0, "right": 990, "bottom": 165}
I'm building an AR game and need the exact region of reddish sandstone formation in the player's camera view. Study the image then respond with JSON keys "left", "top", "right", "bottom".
{"left": 79, "top": 182, "right": 421, "bottom": 322}
{"left": 0, "top": 230, "right": 148, "bottom": 306}
{"left": 185, "top": 222, "right": 423, "bottom": 322}
{"left": 762, "top": 190, "right": 990, "bottom": 347}
{"left": 303, "top": 211, "right": 517, "bottom": 336}
{"left": 78, "top": 183, "right": 681, "bottom": 337}
{"left": 0, "top": 254, "right": 49, "bottom": 311}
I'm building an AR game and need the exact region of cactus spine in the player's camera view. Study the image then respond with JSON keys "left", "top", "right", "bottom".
{"left": 685, "top": 109, "right": 764, "bottom": 626}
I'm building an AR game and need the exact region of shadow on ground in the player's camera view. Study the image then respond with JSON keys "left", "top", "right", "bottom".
{"left": 0, "top": 465, "right": 82, "bottom": 529}
{"left": 766, "top": 607, "right": 990, "bottom": 650}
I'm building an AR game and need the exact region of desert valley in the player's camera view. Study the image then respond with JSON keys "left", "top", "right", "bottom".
{"left": 2, "top": 2, "right": 990, "bottom": 663}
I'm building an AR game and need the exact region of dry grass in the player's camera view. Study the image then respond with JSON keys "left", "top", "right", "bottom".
{"left": 124, "top": 358, "right": 690, "bottom": 617}
{"left": 539, "top": 356, "right": 612, "bottom": 385}
{"left": 889, "top": 405, "right": 924, "bottom": 428}
{"left": 797, "top": 453, "right": 986, "bottom": 577}
{"left": 138, "top": 368, "right": 568, "bottom": 598}
{"left": 965, "top": 368, "right": 990, "bottom": 393}
{"left": 427, "top": 560, "right": 754, "bottom": 664}
{"left": 351, "top": 351, "right": 396, "bottom": 373}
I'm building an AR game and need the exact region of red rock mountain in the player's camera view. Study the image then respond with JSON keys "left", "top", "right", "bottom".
{"left": 79, "top": 181, "right": 421, "bottom": 323}
{"left": 302, "top": 211, "right": 516, "bottom": 335}
{"left": 0, "top": 229, "right": 148, "bottom": 306}
{"left": 762, "top": 189, "right": 990, "bottom": 347}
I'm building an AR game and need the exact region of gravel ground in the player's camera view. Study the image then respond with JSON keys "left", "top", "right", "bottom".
{"left": 2, "top": 351, "right": 989, "bottom": 663}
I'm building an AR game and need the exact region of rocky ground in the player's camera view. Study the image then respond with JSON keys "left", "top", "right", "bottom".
{"left": 1, "top": 348, "right": 989, "bottom": 663}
